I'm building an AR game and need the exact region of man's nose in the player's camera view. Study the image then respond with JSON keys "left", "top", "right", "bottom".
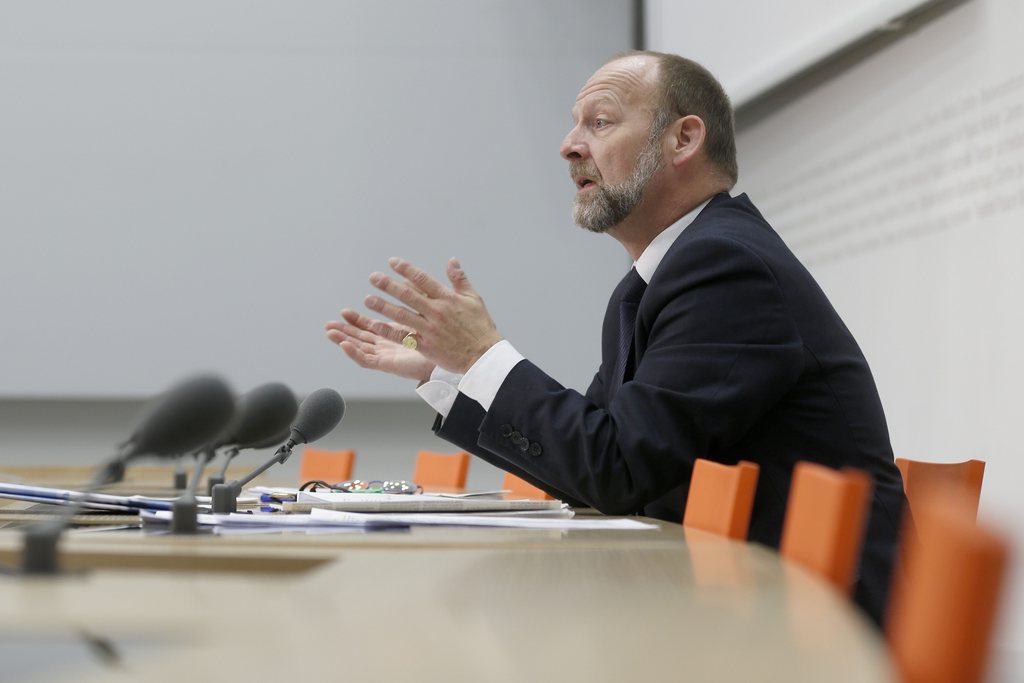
{"left": 560, "top": 127, "right": 587, "bottom": 161}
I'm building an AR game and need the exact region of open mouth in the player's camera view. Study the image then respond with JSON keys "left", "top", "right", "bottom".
{"left": 575, "top": 177, "right": 598, "bottom": 191}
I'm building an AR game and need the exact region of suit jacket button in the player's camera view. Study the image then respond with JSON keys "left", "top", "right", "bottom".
{"left": 500, "top": 424, "right": 513, "bottom": 437}
{"left": 518, "top": 439, "right": 530, "bottom": 452}
{"left": 529, "top": 442, "right": 542, "bottom": 457}
{"left": 510, "top": 430, "right": 522, "bottom": 442}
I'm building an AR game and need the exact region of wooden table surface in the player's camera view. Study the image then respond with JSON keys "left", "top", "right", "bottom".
{"left": 0, "top": 465, "right": 895, "bottom": 682}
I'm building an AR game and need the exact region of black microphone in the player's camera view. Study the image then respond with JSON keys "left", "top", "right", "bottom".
{"left": 211, "top": 388, "right": 345, "bottom": 513}
{"left": 21, "top": 375, "right": 235, "bottom": 574}
{"left": 242, "top": 429, "right": 293, "bottom": 451}
{"left": 123, "top": 375, "right": 236, "bottom": 459}
{"left": 166, "top": 374, "right": 256, "bottom": 489}
{"left": 190, "top": 381, "right": 298, "bottom": 491}
{"left": 173, "top": 382, "right": 298, "bottom": 533}
{"left": 222, "top": 382, "right": 299, "bottom": 449}
{"left": 201, "top": 383, "right": 297, "bottom": 494}
{"left": 287, "top": 388, "right": 345, "bottom": 445}
{"left": 156, "top": 375, "right": 239, "bottom": 487}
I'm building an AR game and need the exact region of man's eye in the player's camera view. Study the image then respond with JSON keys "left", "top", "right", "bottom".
{"left": 594, "top": 118, "right": 609, "bottom": 129}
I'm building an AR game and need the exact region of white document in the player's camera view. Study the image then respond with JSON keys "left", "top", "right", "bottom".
{"left": 309, "top": 508, "right": 660, "bottom": 530}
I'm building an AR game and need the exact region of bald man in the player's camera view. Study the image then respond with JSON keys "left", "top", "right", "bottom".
{"left": 326, "top": 51, "right": 906, "bottom": 626}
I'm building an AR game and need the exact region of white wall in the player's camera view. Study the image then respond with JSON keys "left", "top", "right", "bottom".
{"left": 644, "top": 0, "right": 939, "bottom": 105}
{"left": 731, "top": 0, "right": 1024, "bottom": 676}
{"left": 0, "top": 0, "right": 632, "bottom": 399}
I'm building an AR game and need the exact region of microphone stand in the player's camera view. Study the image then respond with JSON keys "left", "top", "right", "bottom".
{"left": 170, "top": 447, "right": 216, "bottom": 534}
{"left": 205, "top": 446, "right": 240, "bottom": 496}
{"left": 173, "top": 454, "right": 188, "bottom": 490}
{"left": 21, "top": 456, "right": 127, "bottom": 575}
{"left": 210, "top": 441, "right": 297, "bottom": 514}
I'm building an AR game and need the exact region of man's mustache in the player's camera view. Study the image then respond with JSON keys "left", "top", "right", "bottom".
{"left": 570, "top": 163, "right": 601, "bottom": 184}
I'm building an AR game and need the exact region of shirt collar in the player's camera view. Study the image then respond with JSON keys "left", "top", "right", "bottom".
{"left": 633, "top": 197, "right": 712, "bottom": 284}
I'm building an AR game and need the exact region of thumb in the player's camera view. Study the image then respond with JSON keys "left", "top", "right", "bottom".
{"left": 447, "top": 257, "right": 476, "bottom": 295}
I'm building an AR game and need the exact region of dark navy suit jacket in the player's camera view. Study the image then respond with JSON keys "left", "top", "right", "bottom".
{"left": 434, "top": 192, "right": 905, "bottom": 626}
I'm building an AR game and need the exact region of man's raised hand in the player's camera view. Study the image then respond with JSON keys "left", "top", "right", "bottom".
{"left": 363, "top": 257, "right": 503, "bottom": 374}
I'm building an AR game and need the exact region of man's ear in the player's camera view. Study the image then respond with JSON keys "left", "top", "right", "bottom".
{"left": 668, "top": 115, "right": 706, "bottom": 168}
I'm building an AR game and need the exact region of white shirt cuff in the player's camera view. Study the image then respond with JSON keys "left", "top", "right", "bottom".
{"left": 458, "top": 340, "right": 524, "bottom": 412}
{"left": 415, "top": 366, "right": 464, "bottom": 418}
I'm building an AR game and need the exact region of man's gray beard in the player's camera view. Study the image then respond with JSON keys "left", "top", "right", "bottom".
{"left": 572, "top": 133, "right": 665, "bottom": 234}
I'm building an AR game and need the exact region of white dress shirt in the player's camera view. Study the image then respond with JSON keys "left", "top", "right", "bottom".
{"left": 416, "top": 198, "right": 712, "bottom": 417}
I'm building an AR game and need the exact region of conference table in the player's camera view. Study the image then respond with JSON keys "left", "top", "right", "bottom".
{"left": 0, "top": 466, "right": 895, "bottom": 682}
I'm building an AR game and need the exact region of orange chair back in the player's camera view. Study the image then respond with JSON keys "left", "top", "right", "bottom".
{"left": 413, "top": 450, "right": 470, "bottom": 490}
{"left": 886, "top": 491, "right": 1009, "bottom": 683}
{"left": 682, "top": 459, "right": 760, "bottom": 540}
{"left": 779, "top": 462, "right": 873, "bottom": 593}
{"left": 298, "top": 448, "right": 355, "bottom": 484}
{"left": 502, "top": 472, "right": 554, "bottom": 500}
{"left": 895, "top": 458, "right": 985, "bottom": 521}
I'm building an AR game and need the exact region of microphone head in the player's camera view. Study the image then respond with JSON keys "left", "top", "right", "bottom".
{"left": 243, "top": 428, "right": 292, "bottom": 451}
{"left": 289, "top": 388, "right": 345, "bottom": 445}
{"left": 125, "top": 375, "right": 235, "bottom": 458}
{"left": 220, "top": 382, "right": 298, "bottom": 448}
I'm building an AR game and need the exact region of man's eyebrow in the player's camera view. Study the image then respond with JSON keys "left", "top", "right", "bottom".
{"left": 571, "top": 94, "right": 621, "bottom": 121}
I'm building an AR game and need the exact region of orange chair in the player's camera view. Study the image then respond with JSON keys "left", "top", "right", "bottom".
{"left": 779, "top": 462, "right": 873, "bottom": 593}
{"left": 298, "top": 447, "right": 355, "bottom": 484}
{"left": 413, "top": 450, "right": 470, "bottom": 490}
{"left": 502, "top": 471, "right": 554, "bottom": 500}
{"left": 886, "top": 491, "right": 1010, "bottom": 683}
{"left": 682, "top": 459, "right": 760, "bottom": 540}
{"left": 895, "top": 458, "right": 985, "bottom": 521}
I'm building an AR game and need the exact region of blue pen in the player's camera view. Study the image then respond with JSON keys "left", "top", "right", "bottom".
{"left": 260, "top": 493, "right": 297, "bottom": 503}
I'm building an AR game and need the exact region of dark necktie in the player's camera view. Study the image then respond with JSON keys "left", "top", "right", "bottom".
{"left": 614, "top": 267, "right": 648, "bottom": 388}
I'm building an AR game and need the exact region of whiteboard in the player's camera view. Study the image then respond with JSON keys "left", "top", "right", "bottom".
{"left": 644, "top": 0, "right": 941, "bottom": 106}
{"left": 0, "top": 1, "right": 632, "bottom": 398}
